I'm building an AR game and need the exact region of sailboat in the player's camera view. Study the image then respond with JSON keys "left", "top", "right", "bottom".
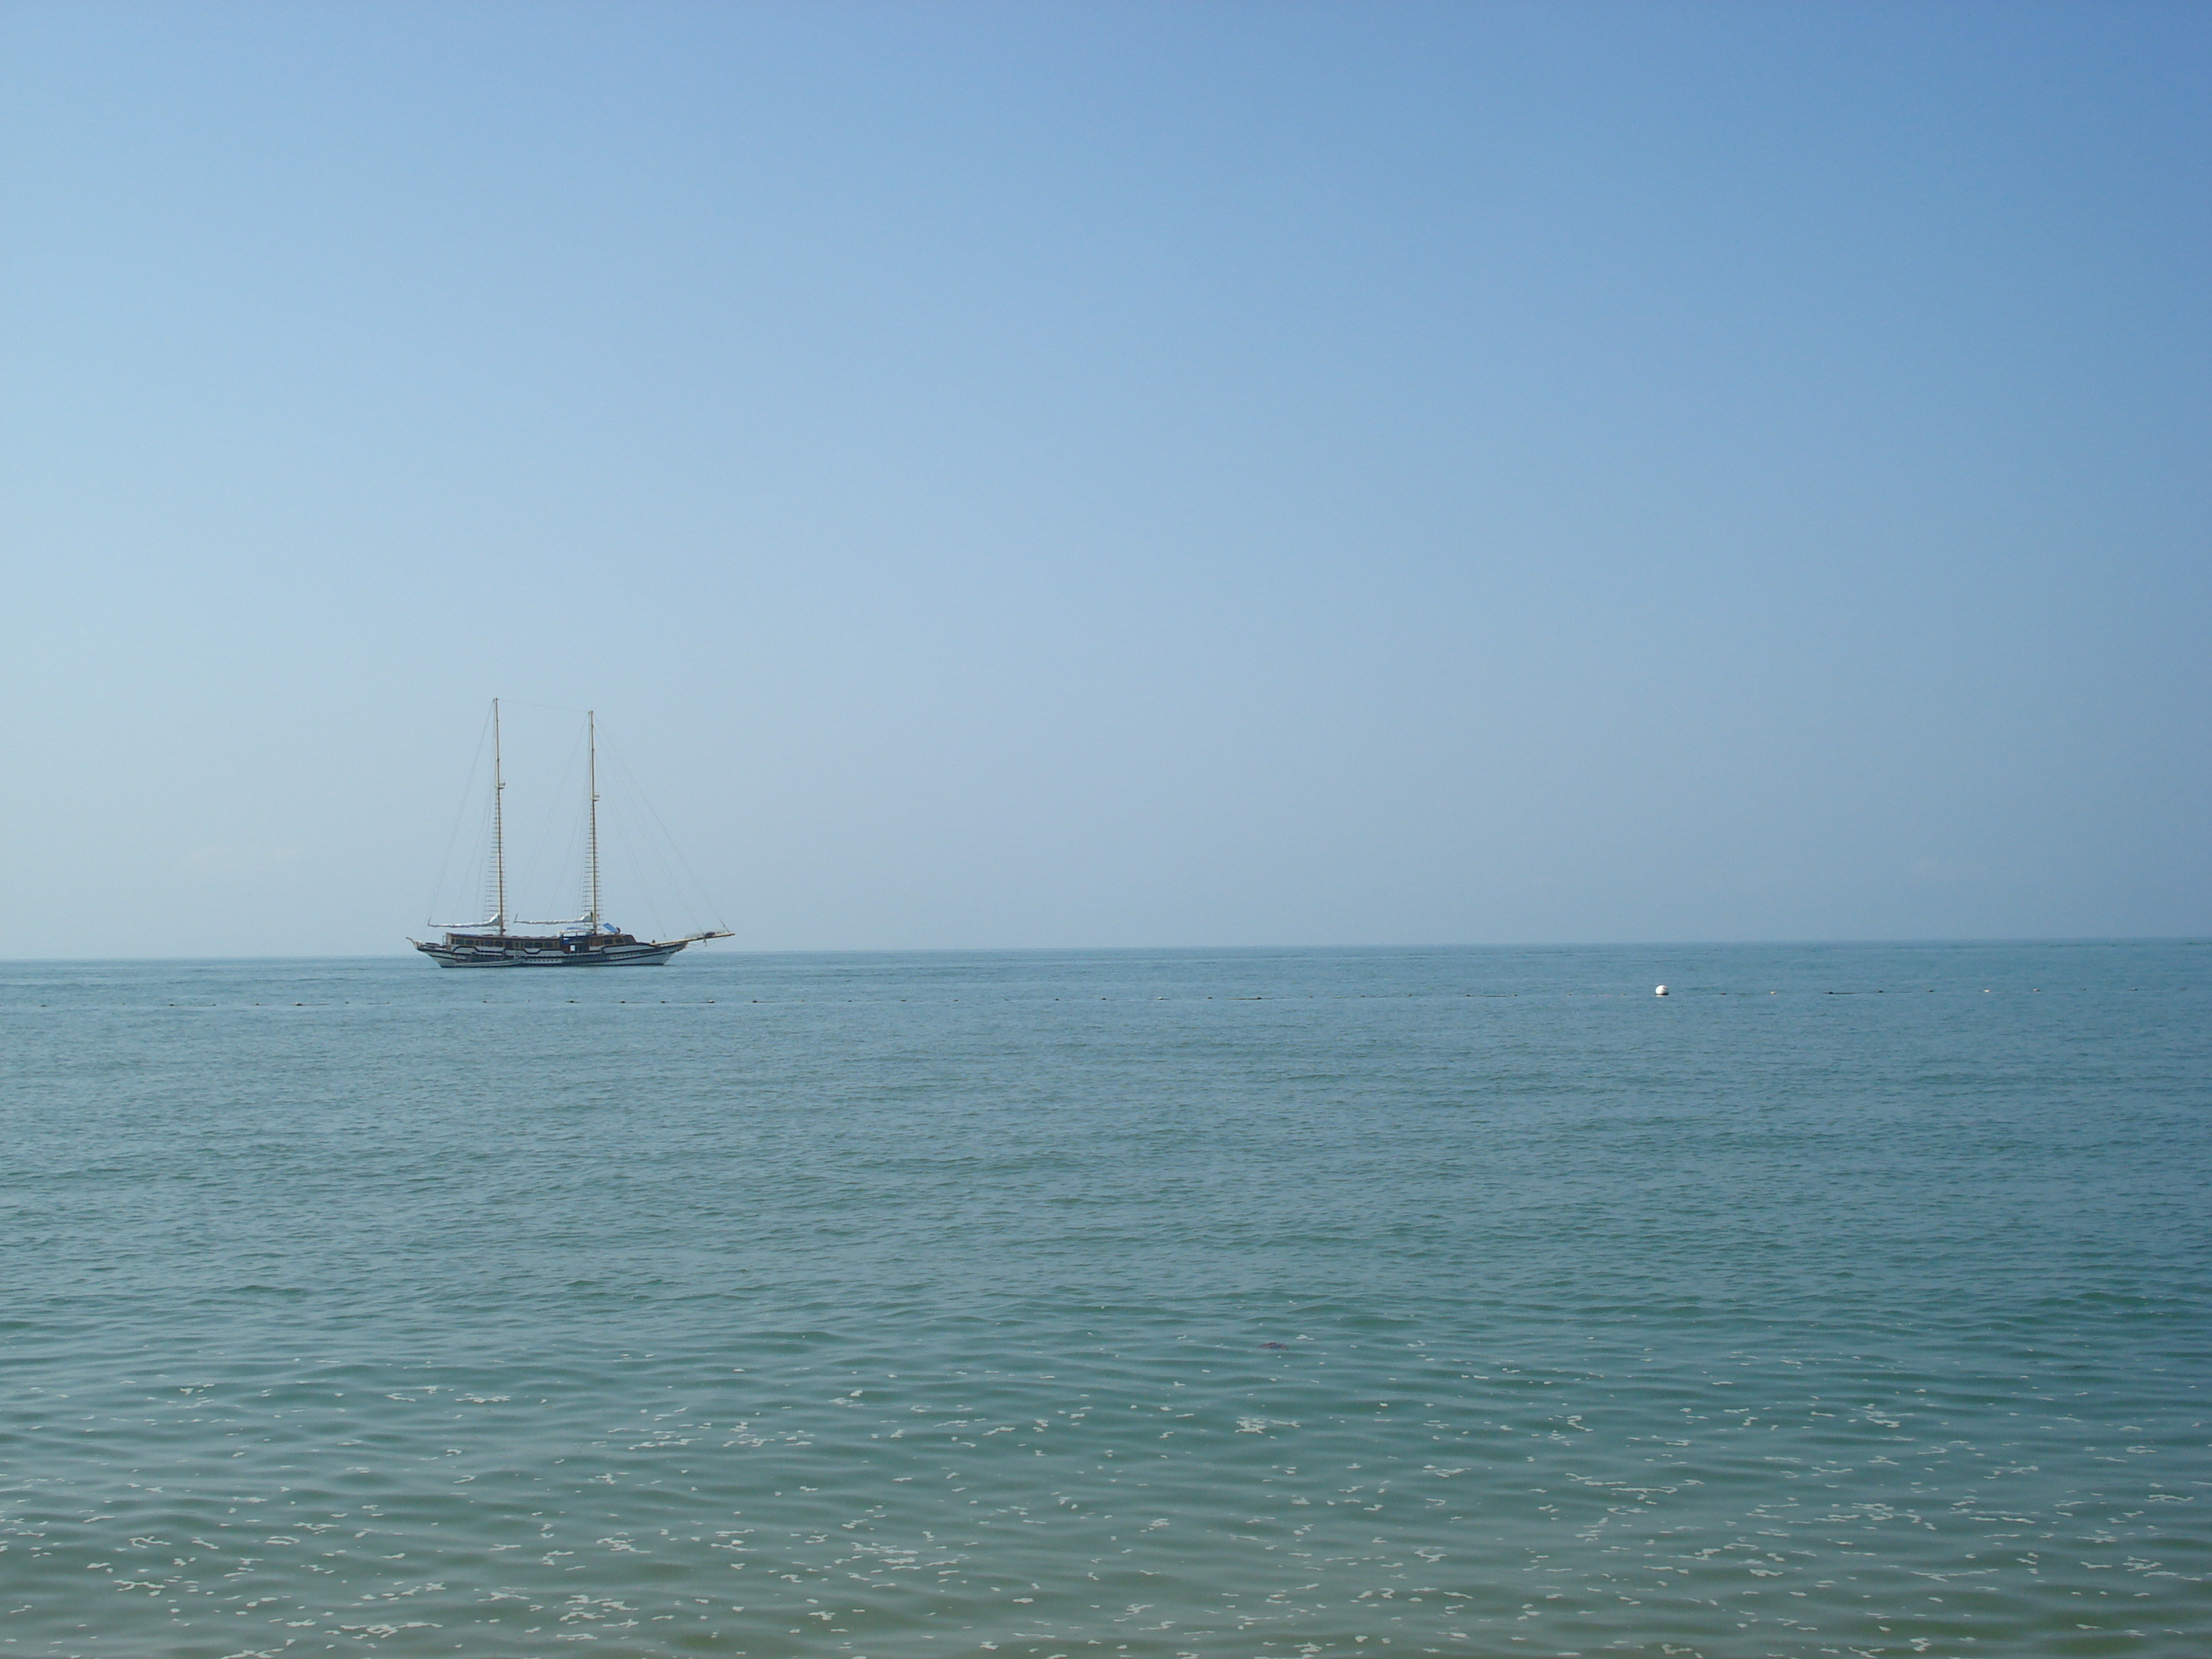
{"left": 412, "top": 700, "right": 733, "bottom": 968}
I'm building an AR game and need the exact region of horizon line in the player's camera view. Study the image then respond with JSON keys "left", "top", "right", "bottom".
{"left": 3, "top": 935, "right": 2205, "bottom": 966}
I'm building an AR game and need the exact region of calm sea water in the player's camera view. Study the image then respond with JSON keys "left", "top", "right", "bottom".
{"left": 2, "top": 943, "right": 2206, "bottom": 1659}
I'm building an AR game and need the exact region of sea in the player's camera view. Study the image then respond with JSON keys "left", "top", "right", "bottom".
{"left": 2, "top": 942, "right": 2206, "bottom": 1659}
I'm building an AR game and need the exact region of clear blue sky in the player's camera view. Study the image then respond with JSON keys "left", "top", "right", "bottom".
{"left": 4, "top": 1, "right": 2206, "bottom": 956}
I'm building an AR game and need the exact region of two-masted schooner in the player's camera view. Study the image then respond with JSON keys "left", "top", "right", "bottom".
{"left": 412, "top": 701, "right": 732, "bottom": 968}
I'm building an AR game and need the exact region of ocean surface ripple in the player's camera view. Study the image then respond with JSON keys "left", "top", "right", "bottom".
{"left": 2, "top": 942, "right": 2206, "bottom": 1657}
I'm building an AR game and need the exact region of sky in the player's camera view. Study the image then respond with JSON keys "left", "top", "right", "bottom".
{"left": 3, "top": 0, "right": 2206, "bottom": 957}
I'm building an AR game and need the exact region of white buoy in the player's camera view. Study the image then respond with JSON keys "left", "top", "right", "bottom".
{"left": 1655, "top": 984, "right": 1668, "bottom": 997}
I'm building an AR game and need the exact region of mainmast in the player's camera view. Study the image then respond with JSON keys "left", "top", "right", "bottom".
{"left": 491, "top": 697, "right": 508, "bottom": 933}
{"left": 586, "top": 709, "right": 601, "bottom": 930}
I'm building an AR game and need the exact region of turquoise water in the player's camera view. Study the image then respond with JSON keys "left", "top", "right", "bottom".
{"left": 3, "top": 942, "right": 2206, "bottom": 1658}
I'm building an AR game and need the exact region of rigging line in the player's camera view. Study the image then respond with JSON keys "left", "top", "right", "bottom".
{"left": 603, "top": 738, "right": 714, "bottom": 930}
{"left": 557, "top": 789, "right": 591, "bottom": 922}
{"left": 438, "top": 793, "right": 500, "bottom": 927}
{"left": 605, "top": 737, "right": 731, "bottom": 934}
{"left": 613, "top": 791, "right": 691, "bottom": 943}
{"left": 511, "top": 723, "right": 588, "bottom": 921}
{"left": 598, "top": 756, "right": 682, "bottom": 940}
{"left": 424, "top": 703, "right": 495, "bottom": 925}
{"left": 598, "top": 794, "right": 653, "bottom": 939}
{"left": 520, "top": 775, "right": 593, "bottom": 927}
{"left": 604, "top": 791, "right": 680, "bottom": 942}
{"left": 464, "top": 793, "right": 498, "bottom": 925}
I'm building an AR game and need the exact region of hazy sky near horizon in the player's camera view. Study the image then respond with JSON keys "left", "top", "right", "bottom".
{"left": 4, "top": 0, "right": 2207, "bottom": 957}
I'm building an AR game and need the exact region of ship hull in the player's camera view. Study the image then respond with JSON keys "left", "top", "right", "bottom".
{"left": 414, "top": 939, "right": 691, "bottom": 968}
